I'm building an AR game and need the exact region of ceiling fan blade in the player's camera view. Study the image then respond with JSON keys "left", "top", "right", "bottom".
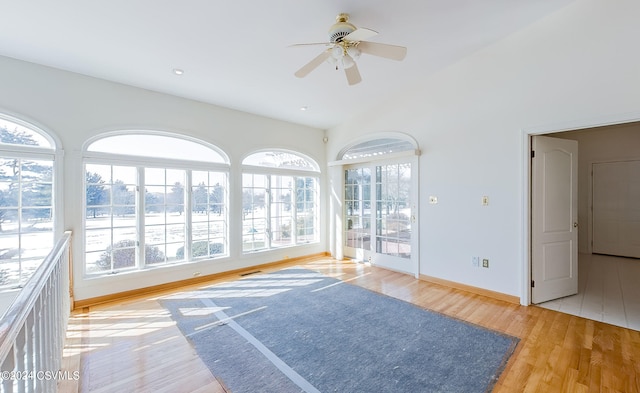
{"left": 357, "top": 41, "right": 407, "bottom": 61}
{"left": 294, "top": 50, "right": 331, "bottom": 78}
{"left": 289, "top": 42, "right": 332, "bottom": 47}
{"left": 343, "top": 28, "right": 378, "bottom": 42}
{"left": 345, "top": 62, "right": 362, "bottom": 86}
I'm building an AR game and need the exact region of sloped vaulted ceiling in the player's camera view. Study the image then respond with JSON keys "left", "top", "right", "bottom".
{"left": 0, "top": 0, "right": 574, "bottom": 129}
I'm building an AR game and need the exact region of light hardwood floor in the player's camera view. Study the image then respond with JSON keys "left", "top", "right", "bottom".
{"left": 61, "top": 258, "right": 640, "bottom": 392}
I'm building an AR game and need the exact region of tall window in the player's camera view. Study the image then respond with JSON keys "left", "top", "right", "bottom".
{"left": 0, "top": 115, "right": 56, "bottom": 287}
{"left": 242, "top": 151, "right": 319, "bottom": 253}
{"left": 84, "top": 133, "right": 229, "bottom": 276}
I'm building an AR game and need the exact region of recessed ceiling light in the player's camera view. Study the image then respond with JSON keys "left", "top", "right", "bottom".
{"left": 172, "top": 68, "right": 184, "bottom": 75}
{"left": 300, "top": 106, "right": 308, "bottom": 111}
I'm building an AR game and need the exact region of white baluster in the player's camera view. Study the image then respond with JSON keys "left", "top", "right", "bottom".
{"left": 0, "top": 232, "right": 72, "bottom": 393}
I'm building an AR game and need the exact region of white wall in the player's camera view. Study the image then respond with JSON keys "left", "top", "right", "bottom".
{"left": 3, "top": 0, "right": 639, "bottom": 303}
{"left": 0, "top": 56, "right": 326, "bottom": 301}
{"left": 326, "top": 0, "right": 640, "bottom": 298}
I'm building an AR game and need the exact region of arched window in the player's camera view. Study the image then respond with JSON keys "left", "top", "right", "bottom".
{"left": 0, "top": 114, "right": 57, "bottom": 287}
{"left": 242, "top": 150, "right": 320, "bottom": 253}
{"left": 339, "top": 137, "right": 415, "bottom": 161}
{"left": 83, "top": 132, "right": 229, "bottom": 276}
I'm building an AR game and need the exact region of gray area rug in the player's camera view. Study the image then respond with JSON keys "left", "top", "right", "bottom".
{"left": 161, "top": 268, "right": 518, "bottom": 392}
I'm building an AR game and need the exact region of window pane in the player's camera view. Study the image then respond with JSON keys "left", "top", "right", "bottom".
{"left": 341, "top": 138, "right": 414, "bottom": 160}
{"left": 85, "top": 228, "right": 111, "bottom": 253}
{"left": 145, "top": 185, "right": 165, "bottom": 208}
{"left": 0, "top": 118, "right": 52, "bottom": 148}
{"left": 86, "top": 164, "right": 112, "bottom": 182}
{"left": 374, "top": 163, "right": 411, "bottom": 259}
{"left": 243, "top": 218, "right": 266, "bottom": 252}
{"left": 100, "top": 240, "right": 136, "bottom": 271}
{"left": 190, "top": 170, "right": 228, "bottom": 260}
{"left": 85, "top": 164, "right": 138, "bottom": 274}
{"left": 192, "top": 222, "right": 209, "bottom": 239}
{"left": 87, "top": 134, "right": 226, "bottom": 163}
{"left": 145, "top": 168, "right": 165, "bottom": 185}
{"left": 112, "top": 166, "right": 137, "bottom": 184}
{"left": 86, "top": 166, "right": 111, "bottom": 218}
{"left": 166, "top": 224, "right": 185, "bottom": 243}
{"left": 145, "top": 243, "right": 167, "bottom": 265}
{"left": 85, "top": 251, "right": 104, "bottom": 275}
{"left": 0, "top": 159, "right": 19, "bottom": 184}
{"left": 21, "top": 231, "right": 53, "bottom": 261}
{"left": 22, "top": 160, "right": 53, "bottom": 182}
{"left": 270, "top": 175, "right": 293, "bottom": 248}
{"left": 243, "top": 151, "right": 319, "bottom": 171}
{"left": 296, "top": 177, "right": 317, "bottom": 243}
{"left": 22, "top": 207, "right": 52, "bottom": 220}
{"left": 113, "top": 225, "right": 135, "bottom": 244}
{"left": 242, "top": 173, "right": 268, "bottom": 252}
{"left": 145, "top": 225, "right": 165, "bottom": 244}
{"left": 0, "top": 154, "right": 55, "bottom": 287}
{"left": 344, "top": 168, "right": 371, "bottom": 250}
{"left": 0, "top": 261, "right": 19, "bottom": 287}
{"left": 143, "top": 168, "right": 185, "bottom": 266}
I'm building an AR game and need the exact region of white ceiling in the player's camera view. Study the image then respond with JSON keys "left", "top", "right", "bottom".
{"left": 0, "top": 1, "right": 574, "bottom": 130}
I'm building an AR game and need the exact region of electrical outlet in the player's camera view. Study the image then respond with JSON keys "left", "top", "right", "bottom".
{"left": 472, "top": 256, "right": 480, "bottom": 267}
{"left": 482, "top": 259, "right": 489, "bottom": 268}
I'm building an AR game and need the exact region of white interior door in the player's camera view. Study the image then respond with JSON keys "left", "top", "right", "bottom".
{"left": 531, "top": 135, "right": 578, "bottom": 304}
{"left": 593, "top": 160, "right": 640, "bottom": 258}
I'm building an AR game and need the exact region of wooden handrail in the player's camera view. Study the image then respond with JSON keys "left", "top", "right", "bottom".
{"left": 0, "top": 231, "right": 72, "bottom": 364}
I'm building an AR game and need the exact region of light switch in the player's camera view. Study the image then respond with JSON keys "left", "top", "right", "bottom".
{"left": 429, "top": 196, "right": 438, "bottom": 204}
{"left": 482, "top": 196, "right": 489, "bottom": 206}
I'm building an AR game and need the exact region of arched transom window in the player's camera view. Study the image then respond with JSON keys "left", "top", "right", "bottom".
{"left": 242, "top": 150, "right": 319, "bottom": 253}
{"left": 340, "top": 137, "right": 415, "bottom": 161}
{"left": 83, "top": 132, "right": 229, "bottom": 276}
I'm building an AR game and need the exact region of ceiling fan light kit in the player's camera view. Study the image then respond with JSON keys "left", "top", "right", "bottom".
{"left": 291, "top": 13, "right": 407, "bottom": 85}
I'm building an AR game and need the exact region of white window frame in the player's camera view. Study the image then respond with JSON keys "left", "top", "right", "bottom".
{"left": 242, "top": 150, "right": 320, "bottom": 254}
{"left": 0, "top": 113, "right": 62, "bottom": 287}
{"left": 331, "top": 133, "right": 420, "bottom": 277}
{"left": 82, "top": 131, "right": 229, "bottom": 277}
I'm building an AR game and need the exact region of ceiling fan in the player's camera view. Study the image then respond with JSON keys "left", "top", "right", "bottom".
{"left": 291, "top": 13, "right": 407, "bottom": 86}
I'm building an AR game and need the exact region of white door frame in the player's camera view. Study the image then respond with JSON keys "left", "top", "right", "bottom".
{"left": 341, "top": 155, "right": 419, "bottom": 277}
{"left": 330, "top": 141, "right": 420, "bottom": 278}
{"left": 520, "top": 112, "right": 640, "bottom": 306}
{"left": 530, "top": 135, "right": 578, "bottom": 304}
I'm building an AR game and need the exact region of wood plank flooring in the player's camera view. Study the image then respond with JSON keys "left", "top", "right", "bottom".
{"left": 61, "top": 258, "right": 640, "bottom": 392}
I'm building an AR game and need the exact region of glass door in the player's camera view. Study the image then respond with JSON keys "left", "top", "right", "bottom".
{"left": 344, "top": 158, "right": 417, "bottom": 276}
{"left": 344, "top": 166, "right": 372, "bottom": 262}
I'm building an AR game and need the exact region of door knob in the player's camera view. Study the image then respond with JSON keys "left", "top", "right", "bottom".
{"left": 573, "top": 222, "right": 578, "bottom": 228}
